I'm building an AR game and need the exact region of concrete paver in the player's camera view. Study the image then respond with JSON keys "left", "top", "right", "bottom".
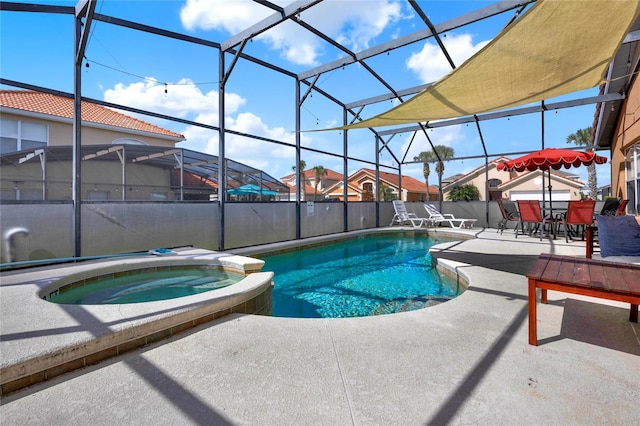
{"left": 1, "top": 228, "right": 638, "bottom": 425}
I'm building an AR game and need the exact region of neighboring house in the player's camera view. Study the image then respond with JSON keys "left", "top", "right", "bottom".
{"left": 0, "top": 90, "right": 185, "bottom": 151}
{"left": 0, "top": 90, "right": 287, "bottom": 201}
{"left": 597, "top": 183, "right": 612, "bottom": 199}
{"left": 283, "top": 182, "right": 318, "bottom": 202}
{"left": 323, "top": 168, "right": 437, "bottom": 202}
{"left": 441, "top": 173, "right": 464, "bottom": 187}
{"left": 281, "top": 168, "right": 343, "bottom": 201}
{"left": 442, "top": 156, "right": 585, "bottom": 201}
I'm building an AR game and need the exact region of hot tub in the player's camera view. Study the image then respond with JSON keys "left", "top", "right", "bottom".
{"left": 1, "top": 248, "right": 273, "bottom": 395}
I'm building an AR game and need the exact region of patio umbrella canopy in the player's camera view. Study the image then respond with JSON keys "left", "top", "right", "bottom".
{"left": 227, "top": 184, "right": 277, "bottom": 196}
{"left": 497, "top": 148, "right": 608, "bottom": 205}
{"left": 497, "top": 148, "right": 608, "bottom": 172}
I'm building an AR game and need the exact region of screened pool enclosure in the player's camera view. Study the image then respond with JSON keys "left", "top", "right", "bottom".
{"left": 1, "top": 0, "right": 638, "bottom": 264}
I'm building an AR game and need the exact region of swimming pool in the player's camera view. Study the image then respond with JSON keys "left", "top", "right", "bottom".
{"left": 262, "top": 234, "right": 463, "bottom": 318}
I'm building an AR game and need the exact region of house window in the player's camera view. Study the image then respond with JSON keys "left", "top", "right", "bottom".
{"left": 488, "top": 179, "right": 502, "bottom": 187}
{"left": 86, "top": 190, "right": 109, "bottom": 201}
{"left": 112, "top": 138, "right": 146, "bottom": 145}
{"left": 150, "top": 192, "right": 168, "bottom": 201}
{"left": 0, "top": 188, "right": 43, "bottom": 201}
{"left": 624, "top": 142, "right": 639, "bottom": 214}
{"left": 0, "top": 118, "right": 48, "bottom": 154}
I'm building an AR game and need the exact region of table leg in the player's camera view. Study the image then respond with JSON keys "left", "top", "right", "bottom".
{"left": 541, "top": 288, "right": 547, "bottom": 304}
{"left": 528, "top": 278, "right": 538, "bottom": 346}
{"left": 586, "top": 226, "right": 593, "bottom": 259}
{"left": 630, "top": 304, "right": 638, "bottom": 323}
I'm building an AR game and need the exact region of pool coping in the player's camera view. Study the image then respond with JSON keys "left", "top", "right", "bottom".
{"left": 230, "top": 226, "right": 475, "bottom": 257}
{"left": 0, "top": 248, "right": 273, "bottom": 395}
{"left": 0, "top": 227, "right": 469, "bottom": 395}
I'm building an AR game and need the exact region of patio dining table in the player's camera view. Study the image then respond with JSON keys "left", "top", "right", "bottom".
{"left": 541, "top": 206, "right": 567, "bottom": 239}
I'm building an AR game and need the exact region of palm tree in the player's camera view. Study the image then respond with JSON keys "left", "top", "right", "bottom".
{"left": 447, "top": 184, "right": 480, "bottom": 201}
{"left": 312, "top": 165, "right": 328, "bottom": 200}
{"left": 414, "top": 145, "right": 455, "bottom": 201}
{"left": 566, "top": 127, "right": 596, "bottom": 199}
{"left": 292, "top": 160, "right": 307, "bottom": 200}
{"left": 378, "top": 183, "right": 397, "bottom": 201}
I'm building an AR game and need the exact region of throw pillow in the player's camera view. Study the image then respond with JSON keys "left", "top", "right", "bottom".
{"left": 595, "top": 214, "right": 640, "bottom": 257}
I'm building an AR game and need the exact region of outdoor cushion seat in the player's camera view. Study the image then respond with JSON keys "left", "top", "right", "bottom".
{"left": 594, "top": 214, "right": 640, "bottom": 260}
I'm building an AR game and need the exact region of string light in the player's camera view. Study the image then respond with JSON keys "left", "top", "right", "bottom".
{"left": 83, "top": 56, "right": 220, "bottom": 89}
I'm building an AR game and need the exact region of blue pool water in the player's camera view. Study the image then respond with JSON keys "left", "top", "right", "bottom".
{"left": 48, "top": 268, "right": 243, "bottom": 305}
{"left": 262, "top": 234, "right": 463, "bottom": 318}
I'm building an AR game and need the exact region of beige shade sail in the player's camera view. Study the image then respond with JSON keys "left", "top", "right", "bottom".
{"left": 339, "top": 0, "right": 640, "bottom": 130}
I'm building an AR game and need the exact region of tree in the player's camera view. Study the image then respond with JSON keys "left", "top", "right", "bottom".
{"left": 378, "top": 183, "right": 397, "bottom": 201}
{"left": 292, "top": 160, "right": 307, "bottom": 200}
{"left": 566, "top": 127, "right": 597, "bottom": 199}
{"left": 312, "top": 165, "right": 328, "bottom": 200}
{"left": 447, "top": 184, "right": 480, "bottom": 201}
{"left": 414, "top": 145, "right": 455, "bottom": 201}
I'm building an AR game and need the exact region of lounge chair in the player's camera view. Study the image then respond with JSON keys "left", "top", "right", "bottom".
{"left": 390, "top": 200, "right": 425, "bottom": 228}
{"left": 496, "top": 199, "right": 520, "bottom": 235}
{"left": 423, "top": 203, "right": 477, "bottom": 229}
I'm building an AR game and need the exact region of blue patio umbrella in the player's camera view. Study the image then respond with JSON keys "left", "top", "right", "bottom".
{"left": 227, "top": 184, "right": 277, "bottom": 196}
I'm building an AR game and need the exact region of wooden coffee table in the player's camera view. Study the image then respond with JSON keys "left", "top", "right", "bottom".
{"left": 526, "top": 254, "right": 640, "bottom": 346}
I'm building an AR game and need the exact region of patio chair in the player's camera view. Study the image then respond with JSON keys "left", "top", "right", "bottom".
{"left": 515, "top": 200, "right": 556, "bottom": 240}
{"left": 423, "top": 203, "right": 477, "bottom": 229}
{"left": 390, "top": 200, "right": 425, "bottom": 228}
{"left": 555, "top": 199, "right": 596, "bottom": 243}
{"left": 599, "top": 197, "right": 620, "bottom": 216}
{"left": 496, "top": 199, "right": 520, "bottom": 235}
{"left": 617, "top": 199, "right": 628, "bottom": 216}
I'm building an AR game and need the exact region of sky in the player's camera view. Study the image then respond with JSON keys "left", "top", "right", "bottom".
{"left": 0, "top": 0, "right": 611, "bottom": 188}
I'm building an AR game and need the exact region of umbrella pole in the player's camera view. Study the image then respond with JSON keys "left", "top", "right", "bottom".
{"left": 548, "top": 168, "right": 552, "bottom": 212}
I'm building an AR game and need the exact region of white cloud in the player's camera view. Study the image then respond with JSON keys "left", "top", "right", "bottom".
{"left": 104, "top": 78, "right": 245, "bottom": 122}
{"left": 407, "top": 33, "right": 490, "bottom": 84}
{"left": 400, "top": 125, "right": 464, "bottom": 161}
{"left": 103, "top": 77, "right": 309, "bottom": 176}
{"left": 180, "top": 0, "right": 271, "bottom": 33}
{"left": 309, "top": 0, "right": 404, "bottom": 52}
{"left": 180, "top": 0, "right": 405, "bottom": 66}
{"left": 182, "top": 109, "right": 310, "bottom": 176}
{"left": 221, "top": 112, "right": 311, "bottom": 173}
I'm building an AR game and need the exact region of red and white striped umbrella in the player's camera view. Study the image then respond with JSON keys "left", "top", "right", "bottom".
{"left": 497, "top": 148, "right": 607, "bottom": 172}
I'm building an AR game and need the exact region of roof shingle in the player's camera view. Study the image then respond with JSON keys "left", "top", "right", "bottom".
{"left": 0, "top": 90, "right": 184, "bottom": 140}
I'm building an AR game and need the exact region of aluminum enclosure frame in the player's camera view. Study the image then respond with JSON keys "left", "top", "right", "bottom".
{"left": 1, "top": 0, "right": 637, "bottom": 259}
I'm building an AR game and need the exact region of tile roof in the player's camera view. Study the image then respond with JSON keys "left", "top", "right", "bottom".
{"left": 0, "top": 90, "right": 184, "bottom": 140}
{"left": 285, "top": 182, "right": 316, "bottom": 194}
{"left": 363, "top": 168, "right": 437, "bottom": 194}
{"left": 302, "top": 168, "right": 343, "bottom": 180}
{"left": 174, "top": 170, "right": 217, "bottom": 189}
{"left": 281, "top": 168, "right": 343, "bottom": 181}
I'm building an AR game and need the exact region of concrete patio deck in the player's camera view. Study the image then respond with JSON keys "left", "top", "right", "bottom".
{"left": 1, "top": 227, "right": 638, "bottom": 425}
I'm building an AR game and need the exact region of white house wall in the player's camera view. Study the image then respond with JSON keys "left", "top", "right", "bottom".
{"left": 509, "top": 190, "right": 571, "bottom": 201}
